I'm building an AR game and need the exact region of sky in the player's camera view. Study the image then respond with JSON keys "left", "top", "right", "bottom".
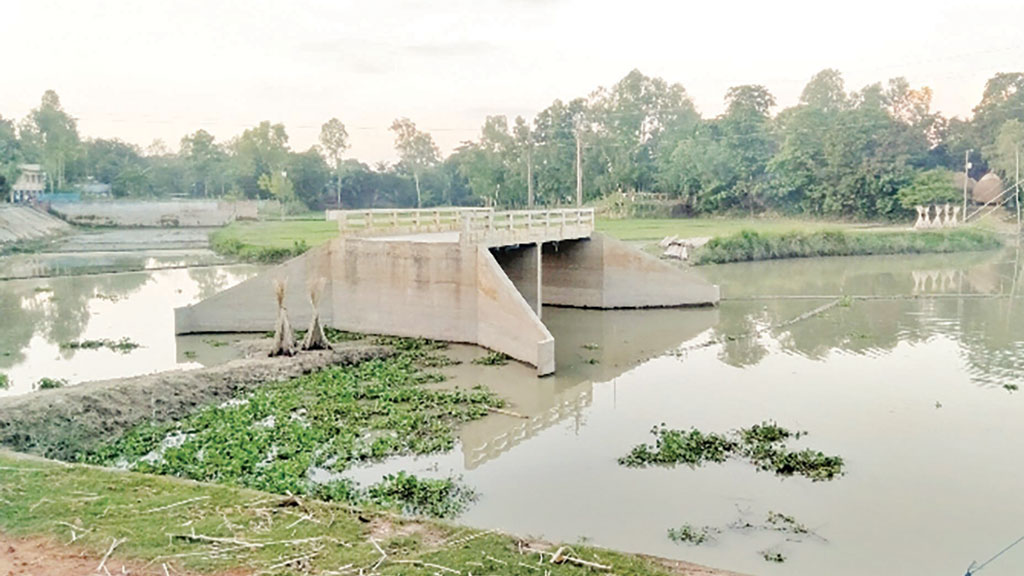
{"left": 2, "top": 0, "right": 1022, "bottom": 163}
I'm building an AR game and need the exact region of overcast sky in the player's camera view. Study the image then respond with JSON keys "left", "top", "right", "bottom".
{"left": 3, "top": 0, "right": 1022, "bottom": 162}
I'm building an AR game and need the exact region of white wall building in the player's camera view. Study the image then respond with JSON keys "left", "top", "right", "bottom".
{"left": 9, "top": 164, "right": 46, "bottom": 203}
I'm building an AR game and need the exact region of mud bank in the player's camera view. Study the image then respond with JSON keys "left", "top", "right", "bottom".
{"left": 0, "top": 342, "right": 390, "bottom": 460}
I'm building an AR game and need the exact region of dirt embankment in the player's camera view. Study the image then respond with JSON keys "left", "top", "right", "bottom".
{"left": 0, "top": 342, "right": 390, "bottom": 461}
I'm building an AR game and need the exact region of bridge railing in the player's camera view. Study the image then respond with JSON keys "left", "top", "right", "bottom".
{"left": 327, "top": 206, "right": 595, "bottom": 245}
{"left": 327, "top": 207, "right": 492, "bottom": 236}
{"left": 461, "top": 208, "right": 595, "bottom": 245}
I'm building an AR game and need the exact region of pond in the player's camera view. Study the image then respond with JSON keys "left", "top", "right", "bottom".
{"left": 3, "top": 248, "right": 1024, "bottom": 575}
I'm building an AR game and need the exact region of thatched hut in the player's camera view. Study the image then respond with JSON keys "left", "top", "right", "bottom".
{"left": 972, "top": 173, "right": 1004, "bottom": 204}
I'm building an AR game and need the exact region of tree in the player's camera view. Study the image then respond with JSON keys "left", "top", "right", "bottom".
{"left": 983, "top": 120, "right": 1024, "bottom": 181}
{"left": 27, "top": 90, "right": 81, "bottom": 191}
{"left": 319, "top": 118, "right": 350, "bottom": 207}
{"left": 390, "top": 118, "right": 439, "bottom": 207}
{"left": 287, "top": 147, "right": 331, "bottom": 208}
{"left": 83, "top": 139, "right": 148, "bottom": 197}
{"left": 180, "top": 130, "right": 224, "bottom": 197}
{"left": 232, "top": 121, "right": 290, "bottom": 199}
{"left": 897, "top": 168, "right": 960, "bottom": 210}
{"left": 590, "top": 70, "right": 699, "bottom": 196}
{"left": 0, "top": 115, "right": 21, "bottom": 200}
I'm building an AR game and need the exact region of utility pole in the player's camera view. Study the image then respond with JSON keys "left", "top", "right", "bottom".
{"left": 963, "top": 149, "right": 972, "bottom": 223}
{"left": 575, "top": 129, "right": 582, "bottom": 207}
{"left": 1017, "top": 145, "right": 1021, "bottom": 233}
{"left": 527, "top": 144, "right": 534, "bottom": 209}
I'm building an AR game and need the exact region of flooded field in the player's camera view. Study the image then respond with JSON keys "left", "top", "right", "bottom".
{"left": 3, "top": 246, "right": 1024, "bottom": 574}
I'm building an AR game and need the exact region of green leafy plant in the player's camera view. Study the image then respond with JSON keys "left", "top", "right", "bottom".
{"left": 667, "top": 524, "right": 719, "bottom": 545}
{"left": 35, "top": 377, "right": 67, "bottom": 390}
{"left": 60, "top": 337, "right": 140, "bottom": 353}
{"left": 472, "top": 351, "right": 509, "bottom": 366}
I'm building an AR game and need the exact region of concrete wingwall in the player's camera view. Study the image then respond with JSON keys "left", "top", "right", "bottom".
{"left": 542, "top": 231, "right": 719, "bottom": 308}
{"left": 175, "top": 242, "right": 334, "bottom": 333}
{"left": 175, "top": 237, "right": 555, "bottom": 374}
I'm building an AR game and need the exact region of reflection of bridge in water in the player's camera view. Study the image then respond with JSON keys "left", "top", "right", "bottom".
{"left": 454, "top": 305, "right": 720, "bottom": 469}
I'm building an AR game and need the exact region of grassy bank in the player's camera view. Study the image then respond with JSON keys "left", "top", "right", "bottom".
{"left": 210, "top": 220, "right": 338, "bottom": 263}
{"left": 692, "top": 228, "right": 1003, "bottom": 265}
{"left": 595, "top": 217, "right": 884, "bottom": 242}
{"left": 0, "top": 451, "right": 700, "bottom": 576}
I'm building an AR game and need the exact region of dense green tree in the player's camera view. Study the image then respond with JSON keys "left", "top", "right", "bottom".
{"left": 180, "top": 130, "right": 224, "bottom": 197}
{"left": 287, "top": 147, "right": 331, "bottom": 208}
{"left": 897, "top": 168, "right": 961, "bottom": 209}
{"left": 319, "top": 118, "right": 349, "bottom": 207}
{"left": 82, "top": 139, "right": 148, "bottom": 197}
{"left": 0, "top": 115, "right": 21, "bottom": 199}
{"left": 25, "top": 90, "right": 81, "bottom": 191}
{"left": 232, "top": 121, "right": 290, "bottom": 199}
{"left": 390, "top": 118, "right": 440, "bottom": 207}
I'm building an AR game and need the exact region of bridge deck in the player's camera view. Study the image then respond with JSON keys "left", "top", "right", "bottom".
{"left": 325, "top": 207, "right": 595, "bottom": 247}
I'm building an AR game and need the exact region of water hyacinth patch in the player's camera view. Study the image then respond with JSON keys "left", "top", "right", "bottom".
{"left": 619, "top": 421, "right": 844, "bottom": 481}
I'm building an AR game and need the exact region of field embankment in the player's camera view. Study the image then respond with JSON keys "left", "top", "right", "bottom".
{"left": 0, "top": 341, "right": 388, "bottom": 461}
{"left": 692, "top": 228, "right": 1003, "bottom": 265}
{"left": 0, "top": 205, "right": 70, "bottom": 247}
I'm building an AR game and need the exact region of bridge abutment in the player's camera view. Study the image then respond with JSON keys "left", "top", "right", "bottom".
{"left": 175, "top": 209, "right": 718, "bottom": 375}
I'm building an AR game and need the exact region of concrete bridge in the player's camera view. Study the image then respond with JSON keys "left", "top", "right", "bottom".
{"left": 175, "top": 207, "right": 719, "bottom": 375}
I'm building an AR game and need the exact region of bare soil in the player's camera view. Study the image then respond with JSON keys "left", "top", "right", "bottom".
{"left": 0, "top": 342, "right": 390, "bottom": 460}
{"left": 0, "top": 534, "right": 152, "bottom": 576}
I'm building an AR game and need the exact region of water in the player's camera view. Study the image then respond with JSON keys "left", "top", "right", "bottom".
{"left": 5, "top": 247, "right": 1024, "bottom": 574}
{"left": 347, "top": 250, "right": 1024, "bottom": 576}
{"left": 0, "top": 265, "right": 260, "bottom": 396}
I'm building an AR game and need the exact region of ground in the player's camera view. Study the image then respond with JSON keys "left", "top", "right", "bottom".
{"left": 0, "top": 451, "right": 739, "bottom": 576}
{"left": 212, "top": 220, "right": 339, "bottom": 251}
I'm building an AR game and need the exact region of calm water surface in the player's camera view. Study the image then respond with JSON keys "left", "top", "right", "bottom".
{"left": 352, "top": 250, "right": 1024, "bottom": 576}
{"left": 4, "top": 249, "right": 1024, "bottom": 575}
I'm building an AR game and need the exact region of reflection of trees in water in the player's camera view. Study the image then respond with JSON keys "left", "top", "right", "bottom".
{"left": 188, "top": 266, "right": 253, "bottom": 300}
{"left": 713, "top": 253, "right": 1024, "bottom": 388}
{"left": 0, "top": 272, "right": 152, "bottom": 365}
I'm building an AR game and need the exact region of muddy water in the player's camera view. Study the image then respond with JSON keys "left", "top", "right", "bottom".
{"left": 347, "top": 249, "right": 1024, "bottom": 576}
{"left": 0, "top": 265, "right": 260, "bottom": 396}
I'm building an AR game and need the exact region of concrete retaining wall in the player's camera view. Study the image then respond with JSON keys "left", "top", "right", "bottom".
{"left": 0, "top": 206, "right": 70, "bottom": 244}
{"left": 542, "top": 232, "right": 719, "bottom": 307}
{"left": 52, "top": 200, "right": 259, "bottom": 227}
{"left": 175, "top": 243, "right": 334, "bottom": 333}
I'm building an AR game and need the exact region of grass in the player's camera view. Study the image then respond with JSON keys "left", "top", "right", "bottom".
{"left": 595, "top": 217, "right": 879, "bottom": 242}
{"left": 83, "top": 342, "right": 503, "bottom": 503}
{"left": 0, "top": 452, "right": 687, "bottom": 576}
{"left": 210, "top": 220, "right": 338, "bottom": 263}
{"left": 619, "top": 421, "right": 844, "bottom": 481}
{"left": 692, "top": 228, "right": 1002, "bottom": 264}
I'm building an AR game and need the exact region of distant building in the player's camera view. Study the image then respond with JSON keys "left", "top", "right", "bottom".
{"left": 9, "top": 164, "right": 46, "bottom": 203}
{"left": 77, "top": 180, "right": 112, "bottom": 198}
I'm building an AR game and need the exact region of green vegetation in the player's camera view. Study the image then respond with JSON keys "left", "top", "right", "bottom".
{"left": 766, "top": 511, "right": 811, "bottom": 535}
{"left": 60, "top": 337, "right": 140, "bottom": 353}
{"left": 472, "top": 351, "right": 510, "bottom": 366}
{"left": 201, "top": 338, "right": 228, "bottom": 347}
{"left": 619, "top": 421, "right": 844, "bottom": 481}
{"left": 0, "top": 452, "right": 686, "bottom": 576}
{"left": 666, "top": 524, "right": 719, "bottom": 545}
{"left": 182, "top": 350, "right": 197, "bottom": 360}
{"left": 762, "top": 551, "right": 786, "bottom": 563}
{"left": 363, "top": 472, "right": 476, "bottom": 519}
{"left": 595, "top": 217, "right": 869, "bottom": 242}
{"left": 693, "top": 228, "right": 1002, "bottom": 265}
{"left": 211, "top": 221, "right": 330, "bottom": 263}
{"left": 0, "top": 373, "right": 8, "bottom": 390}
{"left": 85, "top": 344, "right": 503, "bottom": 503}
{"left": 34, "top": 377, "right": 67, "bottom": 390}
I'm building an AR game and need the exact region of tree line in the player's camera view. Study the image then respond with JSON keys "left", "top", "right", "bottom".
{"left": 1, "top": 69, "right": 1021, "bottom": 219}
